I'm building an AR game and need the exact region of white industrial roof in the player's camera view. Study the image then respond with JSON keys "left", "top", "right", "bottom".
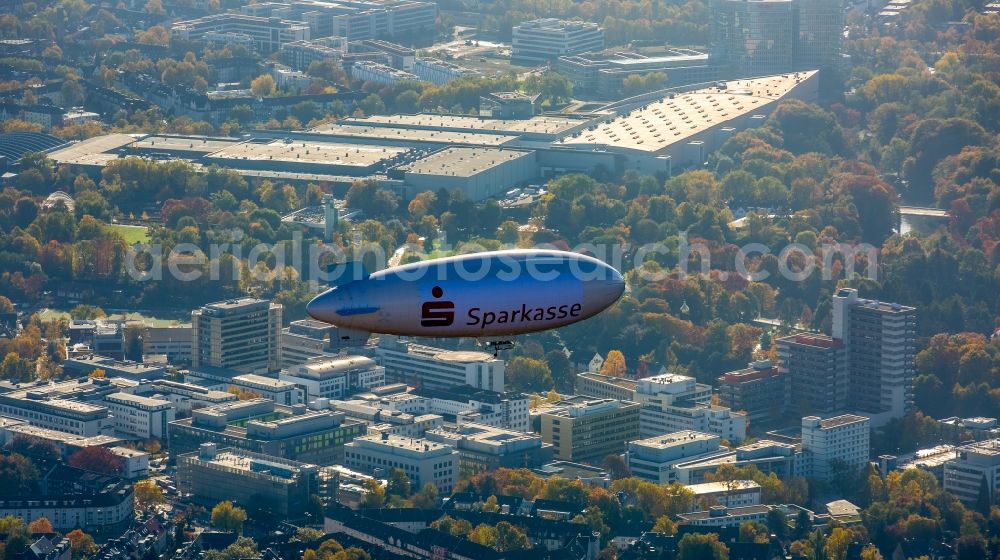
{"left": 558, "top": 71, "right": 817, "bottom": 154}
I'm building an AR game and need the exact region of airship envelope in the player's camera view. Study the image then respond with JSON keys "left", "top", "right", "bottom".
{"left": 306, "top": 249, "right": 625, "bottom": 339}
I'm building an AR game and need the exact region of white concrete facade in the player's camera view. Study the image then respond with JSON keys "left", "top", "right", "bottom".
{"left": 344, "top": 434, "right": 458, "bottom": 493}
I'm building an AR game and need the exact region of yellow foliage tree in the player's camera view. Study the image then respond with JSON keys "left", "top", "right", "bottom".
{"left": 228, "top": 386, "right": 263, "bottom": 400}
{"left": 652, "top": 515, "right": 677, "bottom": 535}
{"left": 251, "top": 74, "right": 276, "bottom": 97}
{"left": 481, "top": 495, "right": 500, "bottom": 512}
{"left": 599, "top": 350, "right": 627, "bottom": 377}
{"left": 27, "top": 517, "right": 53, "bottom": 533}
{"left": 134, "top": 479, "right": 166, "bottom": 511}
{"left": 211, "top": 501, "right": 247, "bottom": 534}
{"left": 529, "top": 393, "right": 544, "bottom": 409}
{"left": 824, "top": 527, "right": 855, "bottom": 560}
{"left": 860, "top": 544, "right": 884, "bottom": 560}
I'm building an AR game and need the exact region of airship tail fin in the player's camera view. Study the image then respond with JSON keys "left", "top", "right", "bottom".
{"left": 327, "top": 261, "right": 369, "bottom": 287}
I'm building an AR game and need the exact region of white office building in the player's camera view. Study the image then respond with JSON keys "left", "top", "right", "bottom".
{"left": 686, "top": 481, "right": 762, "bottom": 511}
{"left": 344, "top": 434, "right": 458, "bottom": 493}
{"left": 143, "top": 326, "right": 193, "bottom": 363}
{"left": 281, "top": 38, "right": 347, "bottom": 71}
{"left": 634, "top": 373, "right": 746, "bottom": 442}
{"left": 272, "top": 63, "right": 313, "bottom": 90}
{"left": 329, "top": 399, "right": 443, "bottom": 438}
{"left": 626, "top": 430, "right": 728, "bottom": 484}
{"left": 677, "top": 505, "right": 772, "bottom": 527}
{"left": 241, "top": 0, "right": 436, "bottom": 42}
{"left": 375, "top": 336, "right": 504, "bottom": 392}
{"left": 110, "top": 446, "right": 151, "bottom": 480}
{"left": 280, "top": 319, "right": 340, "bottom": 368}
{"left": 350, "top": 61, "right": 419, "bottom": 86}
{"left": 228, "top": 374, "right": 305, "bottom": 407}
{"left": 136, "top": 380, "right": 236, "bottom": 414}
{"left": 171, "top": 14, "right": 311, "bottom": 54}
{"left": 512, "top": 18, "right": 605, "bottom": 62}
{"left": 425, "top": 423, "right": 554, "bottom": 476}
{"left": 672, "top": 439, "right": 803, "bottom": 484}
{"left": 352, "top": 385, "right": 529, "bottom": 432}
{"left": 280, "top": 355, "right": 385, "bottom": 401}
{"left": 0, "top": 396, "right": 113, "bottom": 437}
{"left": 800, "top": 414, "right": 870, "bottom": 481}
{"left": 412, "top": 58, "right": 478, "bottom": 84}
{"left": 104, "top": 392, "right": 175, "bottom": 440}
{"left": 944, "top": 439, "right": 1000, "bottom": 505}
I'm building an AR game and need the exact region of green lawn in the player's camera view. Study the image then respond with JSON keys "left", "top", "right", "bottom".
{"left": 37, "top": 308, "right": 189, "bottom": 327}
{"left": 109, "top": 224, "right": 150, "bottom": 244}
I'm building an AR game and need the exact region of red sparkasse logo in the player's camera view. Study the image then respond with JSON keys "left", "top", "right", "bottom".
{"left": 421, "top": 286, "right": 455, "bottom": 327}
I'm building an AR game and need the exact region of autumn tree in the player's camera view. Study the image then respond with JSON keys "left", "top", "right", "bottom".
{"left": 824, "top": 527, "right": 859, "bottom": 560}
{"left": 651, "top": 515, "right": 677, "bottom": 535}
{"left": 0, "top": 516, "right": 30, "bottom": 558}
{"left": 136, "top": 25, "right": 170, "bottom": 46}
{"left": 467, "top": 523, "right": 499, "bottom": 548}
{"left": 495, "top": 522, "right": 532, "bottom": 552}
{"left": 251, "top": 74, "right": 276, "bottom": 97}
{"left": 0, "top": 454, "right": 39, "bottom": 497}
{"left": 134, "top": 479, "right": 166, "bottom": 511}
{"left": 468, "top": 522, "right": 531, "bottom": 551}
{"left": 386, "top": 468, "right": 412, "bottom": 498}
{"left": 860, "top": 544, "right": 884, "bottom": 560}
{"left": 676, "top": 533, "right": 728, "bottom": 560}
{"left": 8, "top": 436, "right": 59, "bottom": 470}
{"left": 430, "top": 515, "right": 473, "bottom": 536}
{"left": 601, "top": 454, "right": 630, "bottom": 480}
{"left": 65, "top": 529, "right": 97, "bottom": 560}
{"left": 738, "top": 521, "right": 769, "bottom": 544}
{"left": 144, "top": 437, "right": 162, "bottom": 454}
{"left": 345, "top": 180, "right": 398, "bottom": 220}
{"left": 205, "top": 537, "right": 259, "bottom": 560}
{"left": 481, "top": 495, "right": 500, "bottom": 512}
{"left": 1, "top": 352, "right": 34, "bottom": 381}
{"left": 408, "top": 483, "right": 439, "bottom": 509}
{"left": 506, "top": 356, "right": 553, "bottom": 393}
{"left": 599, "top": 350, "right": 627, "bottom": 377}
{"left": 27, "top": 517, "right": 53, "bottom": 533}
{"left": 359, "top": 478, "right": 385, "bottom": 508}
{"left": 68, "top": 446, "right": 123, "bottom": 475}
{"left": 609, "top": 478, "right": 695, "bottom": 521}
{"left": 211, "top": 501, "right": 247, "bottom": 534}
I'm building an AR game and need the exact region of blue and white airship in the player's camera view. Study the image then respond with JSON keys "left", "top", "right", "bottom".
{"left": 306, "top": 249, "right": 624, "bottom": 349}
